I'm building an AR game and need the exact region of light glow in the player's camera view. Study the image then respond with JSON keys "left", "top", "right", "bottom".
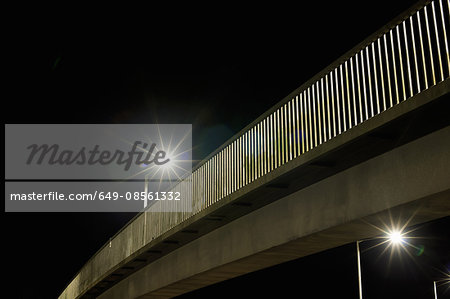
{"left": 388, "top": 231, "right": 405, "bottom": 245}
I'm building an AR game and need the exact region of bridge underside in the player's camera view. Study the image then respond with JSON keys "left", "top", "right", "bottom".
{"left": 57, "top": 0, "right": 450, "bottom": 295}
{"left": 140, "top": 193, "right": 449, "bottom": 299}
{"left": 97, "top": 93, "right": 450, "bottom": 299}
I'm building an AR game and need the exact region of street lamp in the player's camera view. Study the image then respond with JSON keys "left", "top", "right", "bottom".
{"left": 433, "top": 277, "right": 450, "bottom": 299}
{"left": 356, "top": 240, "right": 363, "bottom": 299}
{"left": 356, "top": 230, "right": 405, "bottom": 299}
{"left": 434, "top": 280, "right": 438, "bottom": 299}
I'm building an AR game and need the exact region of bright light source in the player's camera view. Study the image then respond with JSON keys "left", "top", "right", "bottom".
{"left": 159, "top": 152, "right": 174, "bottom": 171}
{"left": 388, "top": 231, "right": 404, "bottom": 245}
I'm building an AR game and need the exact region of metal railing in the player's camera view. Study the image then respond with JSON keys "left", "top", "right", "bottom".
{"left": 146, "top": 0, "right": 449, "bottom": 238}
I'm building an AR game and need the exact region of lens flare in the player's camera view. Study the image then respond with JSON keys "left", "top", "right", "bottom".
{"left": 415, "top": 244, "right": 425, "bottom": 256}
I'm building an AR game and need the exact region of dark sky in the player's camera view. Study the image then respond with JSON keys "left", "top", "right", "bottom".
{"left": 5, "top": 1, "right": 448, "bottom": 298}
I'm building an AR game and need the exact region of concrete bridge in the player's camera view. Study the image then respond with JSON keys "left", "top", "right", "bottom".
{"left": 60, "top": 1, "right": 450, "bottom": 298}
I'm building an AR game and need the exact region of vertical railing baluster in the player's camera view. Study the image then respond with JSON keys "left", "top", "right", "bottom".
{"left": 361, "top": 51, "right": 369, "bottom": 120}
{"left": 315, "top": 81, "right": 322, "bottom": 145}
{"left": 219, "top": 149, "right": 225, "bottom": 199}
{"left": 259, "top": 122, "right": 263, "bottom": 176}
{"left": 227, "top": 144, "right": 233, "bottom": 195}
{"left": 230, "top": 144, "right": 233, "bottom": 192}
{"left": 270, "top": 113, "right": 275, "bottom": 170}
{"left": 222, "top": 149, "right": 225, "bottom": 197}
{"left": 290, "top": 102, "right": 295, "bottom": 159}
{"left": 224, "top": 147, "right": 227, "bottom": 195}
{"left": 235, "top": 139, "right": 238, "bottom": 191}
{"left": 296, "top": 95, "right": 301, "bottom": 156}
{"left": 253, "top": 125, "right": 257, "bottom": 179}
{"left": 215, "top": 154, "right": 218, "bottom": 202}
{"left": 241, "top": 135, "right": 244, "bottom": 187}
{"left": 236, "top": 136, "right": 242, "bottom": 190}
{"left": 228, "top": 146, "right": 231, "bottom": 195}
{"left": 403, "top": 21, "right": 414, "bottom": 98}
{"left": 330, "top": 71, "right": 336, "bottom": 136}
{"left": 221, "top": 149, "right": 224, "bottom": 196}
{"left": 300, "top": 93, "right": 306, "bottom": 153}
{"left": 216, "top": 152, "right": 219, "bottom": 199}
{"left": 335, "top": 68, "right": 342, "bottom": 134}
{"left": 206, "top": 160, "right": 212, "bottom": 206}
{"left": 312, "top": 84, "right": 317, "bottom": 147}
{"left": 233, "top": 140, "right": 238, "bottom": 192}
{"left": 226, "top": 145, "right": 233, "bottom": 195}
{"left": 440, "top": 0, "right": 450, "bottom": 74}
{"left": 425, "top": 5, "right": 437, "bottom": 85}
{"left": 350, "top": 57, "right": 358, "bottom": 125}
{"left": 365, "top": 47, "right": 374, "bottom": 117}
{"left": 241, "top": 135, "right": 245, "bottom": 187}
{"left": 432, "top": 0, "right": 445, "bottom": 81}
{"left": 417, "top": 11, "right": 429, "bottom": 89}
{"left": 326, "top": 74, "right": 331, "bottom": 139}
{"left": 345, "top": 61, "right": 352, "bottom": 128}
{"left": 256, "top": 123, "right": 259, "bottom": 178}
{"left": 339, "top": 65, "right": 346, "bottom": 132}
{"left": 217, "top": 154, "right": 220, "bottom": 201}
{"left": 355, "top": 53, "right": 363, "bottom": 123}
{"left": 284, "top": 104, "right": 288, "bottom": 162}
{"left": 287, "top": 102, "right": 292, "bottom": 161}
{"left": 396, "top": 25, "right": 407, "bottom": 101}
{"left": 267, "top": 117, "right": 270, "bottom": 171}
{"left": 210, "top": 158, "right": 213, "bottom": 204}
{"left": 210, "top": 156, "right": 213, "bottom": 204}
{"left": 372, "top": 42, "right": 380, "bottom": 115}
{"left": 208, "top": 158, "right": 211, "bottom": 206}
{"left": 206, "top": 160, "right": 211, "bottom": 206}
{"left": 279, "top": 107, "right": 283, "bottom": 165}
{"left": 321, "top": 78, "right": 327, "bottom": 140}
{"left": 270, "top": 113, "right": 275, "bottom": 171}
{"left": 377, "top": 38, "right": 387, "bottom": 112}
{"left": 448, "top": 0, "right": 450, "bottom": 18}
{"left": 277, "top": 109, "right": 281, "bottom": 165}
{"left": 252, "top": 127, "right": 256, "bottom": 181}
{"left": 307, "top": 88, "right": 313, "bottom": 147}
{"left": 303, "top": 91, "right": 309, "bottom": 151}
{"left": 390, "top": 29, "right": 400, "bottom": 104}
{"left": 246, "top": 133, "right": 249, "bottom": 185}
{"left": 264, "top": 118, "right": 268, "bottom": 172}
{"left": 232, "top": 142, "right": 235, "bottom": 192}
{"left": 383, "top": 34, "right": 394, "bottom": 108}
{"left": 410, "top": 15, "right": 421, "bottom": 93}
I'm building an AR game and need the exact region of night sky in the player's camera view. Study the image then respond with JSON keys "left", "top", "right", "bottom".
{"left": 5, "top": 1, "right": 449, "bottom": 298}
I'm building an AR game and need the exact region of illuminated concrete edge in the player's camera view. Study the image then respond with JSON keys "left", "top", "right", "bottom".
{"left": 98, "top": 126, "right": 450, "bottom": 299}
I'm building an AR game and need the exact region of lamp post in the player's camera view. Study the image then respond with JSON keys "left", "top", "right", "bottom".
{"left": 433, "top": 280, "right": 438, "bottom": 299}
{"left": 356, "top": 231, "right": 404, "bottom": 299}
{"left": 356, "top": 240, "right": 363, "bottom": 299}
{"left": 433, "top": 278, "right": 450, "bottom": 299}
